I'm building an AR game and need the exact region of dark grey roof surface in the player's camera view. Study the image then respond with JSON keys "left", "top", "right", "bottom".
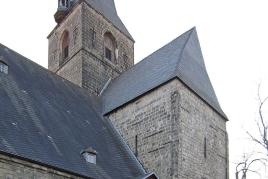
{"left": 0, "top": 44, "right": 146, "bottom": 178}
{"left": 83, "top": 0, "right": 134, "bottom": 41}
{"left": 102, "top": 28, "right": 227, "bottom": 119}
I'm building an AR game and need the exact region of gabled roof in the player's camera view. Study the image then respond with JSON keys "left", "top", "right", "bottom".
{"left": 102, "top": 27, "right": 227, "bottom": 120}
{"left": 0, "top": 44, "right": 146, "bottom": 178}
{"left": 83, "top": 0, "right": 134, "bottom": 41}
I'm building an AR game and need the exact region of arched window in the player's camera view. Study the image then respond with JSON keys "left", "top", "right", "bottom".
{"left": 104, "top": 32, "right": 116, "bottom": 63}
{"left": 61, "top": 31, "right": 70, "bottom": 62}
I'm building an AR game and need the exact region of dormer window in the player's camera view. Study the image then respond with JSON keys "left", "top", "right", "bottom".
{"left": 81, "top": 147, "right": 97, "bottom": 164}
{"left": 0, "top": 61, "right": 8, "bottom": 74}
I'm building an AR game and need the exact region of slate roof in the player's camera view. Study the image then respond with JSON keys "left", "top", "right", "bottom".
{"left": 83, "top": 0, "right": 134, "bottom": 40}
{"left": 0, "top": 44, "right": 147, "bottom": 178}
{"left": 102, "top": 27, "right": 227, "bottom": 120}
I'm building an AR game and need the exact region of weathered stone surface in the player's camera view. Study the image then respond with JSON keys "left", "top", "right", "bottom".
{"left": 0, "top": 154, "right": 83, "bottom": 179}
{"left": 48, "top": 2, "right": 134, "bottom": 96}
{"left": 46, "top": 1, "right": 229, "bottom": 179}
{"left": 108, "top": 79, "right": 228, "bottom": 179}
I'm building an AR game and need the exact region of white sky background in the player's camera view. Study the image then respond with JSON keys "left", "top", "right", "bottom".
{"left": 1, "top": 0, "right": 268, "bottom": 178}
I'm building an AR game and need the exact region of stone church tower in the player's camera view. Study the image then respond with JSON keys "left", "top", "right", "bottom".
{"left": 48, "top": 1, "right": 229, "bottom": 179}
{"left": 48, "top": 0, "right": 134, "bottom": 95}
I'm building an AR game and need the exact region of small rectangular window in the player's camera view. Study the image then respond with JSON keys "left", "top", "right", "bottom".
{"left": 83, "top": 152, "right": 96, "bottom": 164}
{"left": 105, "top": 47, "right": 112, "bottom": 61}
{"left": 0, "top": 62, "right": 8, "bottom": 74}
{"left": 81, "top": 147, "right": 97, "bottom": 164}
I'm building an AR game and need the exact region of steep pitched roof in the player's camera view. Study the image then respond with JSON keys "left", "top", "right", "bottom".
{"left": 0, "top": 44, "right": 146, "bottom": 178}
{"left": 102, "top": 28, "right": 227, "bottom": 119}
{"left": 83, "top": 0, "right": 134, "bottom": 41}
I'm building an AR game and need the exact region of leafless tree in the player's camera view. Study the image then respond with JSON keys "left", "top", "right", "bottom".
{"left": 235, "top": 84, "right": 268, "bottom": 179}
{"left": 247, "top": 84, "right": 268, "bottom": 153}
{"left": 235, "top": 154, "right": 267, "bottom": 179}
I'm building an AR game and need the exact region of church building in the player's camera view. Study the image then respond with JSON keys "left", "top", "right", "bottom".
{"left": 0, "top": 0, "right": 228, "bottom": 178}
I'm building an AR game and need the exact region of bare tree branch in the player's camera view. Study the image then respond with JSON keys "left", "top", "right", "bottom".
{"left": 246, "top": 131, "right": 266, "bottom": 149}
{"left": 236, "top": 84, "right": 268, "bottom": 179}
{"left": 235, "top": 155, "right": 267, "bottom": 179}
{"left": 247, "top": 84, "right": 268, "bottom": 153}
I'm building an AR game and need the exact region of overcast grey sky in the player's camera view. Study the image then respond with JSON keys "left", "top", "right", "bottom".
{"left": 0, "top": 0, "right": 268, "bottom": 178}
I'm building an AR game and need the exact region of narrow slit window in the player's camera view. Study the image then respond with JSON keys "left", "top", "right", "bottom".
{"left": 90, "top": 28, "right": 96, "bottom": 47}
{"left": 135, "top": 135, "right": 138, "bottom": 157}
{"left": 204, "top": 137, "right": 207, "bottom": 159}
{"left": 73, "top": 28, "right": 78, "bottom": 45}
{"left": 123, "top": 54, "right": 129, "bottom": 70}
{"left": 0, "top": 62, "right": 8, "bottom": 74}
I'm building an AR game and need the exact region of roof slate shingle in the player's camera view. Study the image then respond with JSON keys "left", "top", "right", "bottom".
{"left": 102, "top": 27, "right": 227, "bottom": 120}
{"left": 0, "top": 44, "right": 146, "bottom": 178}
{"left": 83, "top": 0, "right": 134, "bottom": 41}
{"left": 0, "top": 26, "right": 226, "bottom": 179}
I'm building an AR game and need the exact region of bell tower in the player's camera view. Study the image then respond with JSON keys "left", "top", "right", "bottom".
{"left": 48, "top": 0, "right": 134, "bottom": 95}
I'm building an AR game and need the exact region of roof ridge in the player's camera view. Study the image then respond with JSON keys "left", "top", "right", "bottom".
{"left": 0, "top": 43, "right": 102, "bottom": 107}
{"left": 173, "top": 27, "right": 196, "bottom": 76}
{"left": 0, "top": 42, "right": 146, "bottom": 178}
{"left": 103, "top": 29, "right": 194, "bottom": 93}
{"left": 0, "top": 43, "right": 50, "bottom": 72}
{"left": 84, "top": 0, "right": 134, "bottom": 41}
{"left": 132, "top": 27, "right": 196, "bottom": 68}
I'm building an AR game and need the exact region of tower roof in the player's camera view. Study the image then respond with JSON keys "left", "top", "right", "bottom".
{"left": 102, "top": 27, "right": 227, "bottom": 120}
{"left": 0, "top": 44, "right": 147, "bottom": 178}
{"left": 84, "top": 0, "right": 133, "bottom": 40}
{"left": 53, "top": 0, "right": 134, "bottom": 41}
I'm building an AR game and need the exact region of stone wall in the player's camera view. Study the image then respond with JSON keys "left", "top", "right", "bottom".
{"left": 48, "top": 4, "right": 83, "bottom": 73}
{"left": 57, "top": 51, "right": 83, "bottom": 87}
{"left": 108, "top": 79, "right": 228, "bottom": 179}
{"left": 81, "top": 50, "right": 119, "bottom": 95}
{"left": 0, "top": 154, "right": 83, "bottom": 179}
{"left": 48, "top": 1, "right": 134, "bottom": 95}
{"left": 81, "top": 2, "right": 134, "bottom": 72}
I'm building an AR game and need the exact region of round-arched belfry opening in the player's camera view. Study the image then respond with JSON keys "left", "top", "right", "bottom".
{"left": 103, "top": 32, "right": 117, "bottom": 64}
{"left": 60, "top": 30, "right": 70, "bottom": 65}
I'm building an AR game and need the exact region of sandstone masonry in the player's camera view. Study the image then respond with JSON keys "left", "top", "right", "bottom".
{"left": 0, "top": 154, "right": 83, "bottom": 179}
{"left": 108, "top": 79, "right": 228, "bottom": 179}
{"left": 48, "top": 1, "right": 134, "bottom": 95}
